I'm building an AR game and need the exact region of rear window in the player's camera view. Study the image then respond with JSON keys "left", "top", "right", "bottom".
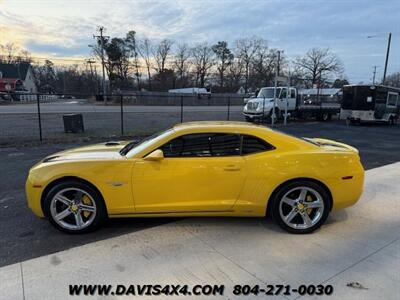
{"left": 242, "top": 135, "right": 275, "bottom": 154}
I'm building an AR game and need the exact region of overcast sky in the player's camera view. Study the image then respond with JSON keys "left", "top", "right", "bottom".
{"left": 0, "top": 0, "right": 399, "bottom": 83}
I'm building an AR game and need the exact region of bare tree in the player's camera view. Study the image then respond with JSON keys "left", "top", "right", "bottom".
{"left": 191, "top": 43, "right": 215, "bottom": 87}
{"left": 236, "top": 37, "right": 264, "bottom": 92}
{"left": 294, "top": 48, "right": 343, "bottom": 87}
{"left": 125, "top": 30, "right": 141, "bottom": 89}
{"left": 289, "top": 64, "right": 307, "bottom": 88}
{"left": 212, "top": 41, "right": 233, "bottom": 88}
{"left": 173, "top": 43, "right": 191, "bottom": 88}
{"left": 226, "top": 57, "right": 244, "bottom": 91}
{"left": 16, "top": 50, "right": 33, "bottom": 63}
{"left": 153, "top": 39, "right": 173, "bottom": 73}
{"left": 385, "top": 72, "right": 400, "bottom": 87}
{"left": 0, "top": 43, "right": 20, "bottom": 63}
{"left": 138, "top": 38, "right": 153, "bottom": 90}
{"left": 251, "top": 44, "right": 281, "bottom": 88}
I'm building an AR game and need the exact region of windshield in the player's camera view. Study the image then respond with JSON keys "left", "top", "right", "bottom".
{"left": 120, "top": 129, "right": 173, "bottom": 156}
{"left": 258, "top": 88, "right": 281, "bottom": 99}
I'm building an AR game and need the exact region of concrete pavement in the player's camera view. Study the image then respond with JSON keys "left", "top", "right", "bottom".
{"left": 2, "top": 123, "right": 399, "bottom": 268}
{"left": 1, "top": 163, "right": 399, "bottom": 300}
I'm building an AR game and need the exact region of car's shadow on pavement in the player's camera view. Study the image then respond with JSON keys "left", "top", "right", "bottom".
{"left": 103, "top": 217, "right": 180, "bottom": 230}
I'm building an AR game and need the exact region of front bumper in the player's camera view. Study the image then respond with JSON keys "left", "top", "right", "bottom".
{"left": 243, "top": 112, "right": 265, "bottom": 118}
{"left": 25, "top": 174, "right": 45, "bottom": 218}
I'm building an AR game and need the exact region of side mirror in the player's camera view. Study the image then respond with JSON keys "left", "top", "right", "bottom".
{"left": 144, "top": 149, "right": 164, "bottom": 161}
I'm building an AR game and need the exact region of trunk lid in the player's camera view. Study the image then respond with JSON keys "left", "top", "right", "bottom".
{"left": 305, "top": 138, "right": 359, "bottom": 153}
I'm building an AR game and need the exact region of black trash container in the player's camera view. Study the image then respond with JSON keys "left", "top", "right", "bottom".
{"left": 63, "top": 114, "right": 84, "bottom": 133}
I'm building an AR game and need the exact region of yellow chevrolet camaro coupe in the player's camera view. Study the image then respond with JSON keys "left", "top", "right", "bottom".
{"left": 26, "top": 121, "right": 364, "bottom": 234}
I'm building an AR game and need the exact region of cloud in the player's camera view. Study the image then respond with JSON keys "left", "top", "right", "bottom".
{"left": 0, "top": 0, "right": 398, "bottom": 82}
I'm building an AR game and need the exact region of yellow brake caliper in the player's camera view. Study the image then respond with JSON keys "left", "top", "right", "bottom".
{"left": 82, "top": 195, "right": 92, "bottom": 218}
{"left": 306, "top": 194, "right": 313, "bottom": 214}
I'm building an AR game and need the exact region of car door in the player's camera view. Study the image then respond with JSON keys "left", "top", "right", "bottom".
{"left": 132, "top": 133, "right": 246, "bottom": 213}
{"left": 278, "top": 88, "right": 297, "bottom": 111}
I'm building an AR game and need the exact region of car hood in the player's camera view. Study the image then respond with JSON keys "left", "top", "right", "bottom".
{"left": 248, "top": 97, "right": 275, "bottom": 104}
{"left": 42, "top": 141, "right": 131, "bottom": 162}
{"left": 305, "top": 138, "right": 359, "bottom": 153}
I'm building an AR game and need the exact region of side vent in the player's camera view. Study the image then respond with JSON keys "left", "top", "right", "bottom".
{"left": 105, "top": 141, "right": 120, "bottom": 146}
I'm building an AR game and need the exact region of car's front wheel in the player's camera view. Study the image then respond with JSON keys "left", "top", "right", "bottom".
{"left": 43, "top": 180, "right": 107, "bottom": 234}
{"left": 270, "top": 180, "right": 330, "bottom": 234}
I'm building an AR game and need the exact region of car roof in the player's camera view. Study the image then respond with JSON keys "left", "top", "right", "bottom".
{"left": 173, "top": 121, "right": 273, "bottom": 132}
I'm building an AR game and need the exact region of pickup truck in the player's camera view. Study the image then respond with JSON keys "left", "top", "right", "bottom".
{"left": 243, "top": 87, "right": 340, "bottom": 122}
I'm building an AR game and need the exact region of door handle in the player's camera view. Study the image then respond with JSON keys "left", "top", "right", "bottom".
{"left": 224, "top": 165, "right": 241, "bottom": 171}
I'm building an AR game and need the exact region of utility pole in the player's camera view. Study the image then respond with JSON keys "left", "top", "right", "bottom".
{"left": 372, "top": 65, "right": 379, "bottom": 84}
{"left": 63, "top": 71, "right": 66, "bottom": 95}
{"left": 93, "top": 26, "right": 109, "bottom": 105}
{"left": 382, "top": 32, "right": 392, "bottom": 85}
{"left": 272, "top": 50, "right": 279, "bottom": 127}
{"left": 86, "top": 59, "right": 96, "bottom": 94}
{"left": 277, "top": 50, "right": 281, "bottom": 76}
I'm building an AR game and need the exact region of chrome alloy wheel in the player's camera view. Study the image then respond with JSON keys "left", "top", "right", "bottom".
{"left": 278, "top": 187, "right": 324, "bottom": 230}
{"left": 50, "top": 188, "right": 97, "bottom": 231}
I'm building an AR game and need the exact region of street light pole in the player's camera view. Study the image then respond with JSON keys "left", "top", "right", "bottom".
{"left": 382, "top": 32, "right": 392, "bottom": 85}
{"left": 367, "top": 33, "right": 392, "bottom": 85}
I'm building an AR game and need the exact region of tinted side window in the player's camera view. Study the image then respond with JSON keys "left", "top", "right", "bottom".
{"left": 242, "top": 135, "right": 274, "bottom": 155}
{"left": 211, "top": 134, "right": 240, "bottom": 156}
{"left": 161, "top": 133, "right": 240, "bottom": 157}
{"left": 160, "top": 136, "right": 184, "bottom": 157}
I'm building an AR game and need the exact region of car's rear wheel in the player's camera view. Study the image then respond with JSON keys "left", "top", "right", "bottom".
{"left": 319, "top": 112, "right": 331, "bottom": 121}
{"left": 43, "top": 180, "right": 107, "bottom": 234}
{"left": 270, "top": 180, "right": 330, "bottom": 234}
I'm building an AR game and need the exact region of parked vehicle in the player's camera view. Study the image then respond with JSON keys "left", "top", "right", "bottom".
{"left": 340, "top": 85, "right": 400, "bottom": 125}
{"left": 243, "top": 92, "right": 257, "bottom": 104}
{"left": 168, "top": 87, "right": 211, "bottom": 99}
{"left": 26, "top": 121, "right": 364, "bottom": 234}
{"left": 243, "top": 87, "right": 340, "bottom": 122}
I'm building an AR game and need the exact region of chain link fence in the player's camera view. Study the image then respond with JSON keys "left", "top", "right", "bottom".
{"left": 0, "top": 92, "right": 246, "bottom": 146}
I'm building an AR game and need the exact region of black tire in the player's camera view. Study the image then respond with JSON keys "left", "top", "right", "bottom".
{"left": 347, "top": 118, "right": 359, "bottom": 126}
{"left": 270, "top": 180, "right": 331, "bottom": 234}
{"left": 317, "top": 112, "right": 330, "bottom": 121}
{"left": 389, "top": 116, "right": 397, "bottom": 125}
{"left": 323, "top": 112, "right": 331, "bottom": 121}
{"left": 245, "top": 116, "right": 253, "bottom": 122}
{"left": 267, "top": 108, "right": 280, "bottom": 123}
{"left": 43, "top": 180, "right": 107, "bottom": 234}
{"left": 274, "top": 108, "right": 281, "bottom": 120}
